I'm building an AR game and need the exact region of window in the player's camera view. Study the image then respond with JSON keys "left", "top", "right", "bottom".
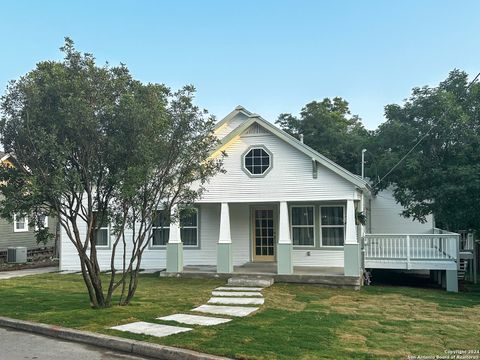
{"left": 13, "top": 214, "right": 28, "bottom": 232}
{"left": 34, "top": 213, "right": 49, "bottom": 231}
{"left": 152, "top": 210, "right": 170, "bottom": 246}
{"left": 94, "top": 212, "right": 109, "bottom": 247}
{"left": 291, "top": 206, "right": 315, "bottom": 246}
{"left": 151, "top": 208, "right": 198, "bottom": 247}
{"left": 321, "top": 206, "right": 345, "bottom": 246}
{"left": 244, "top": 147, "right": 271, "bottom": 176}
{"left": 180, "top": 209, "right": 198, "bottom": 247}
{"left": 39, "top": 214, "right": 48, "bottom": 228}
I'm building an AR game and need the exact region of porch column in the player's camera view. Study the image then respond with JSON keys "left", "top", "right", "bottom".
{"left": 217, "top": 202, "right": 233, "bottom": 273}
{"left": 166, "top": 205, "right": 183, "bottom": 273}
{"left": 445, "top": 270, "right": 458, "bottom": 292}
{"left": 277, "top": 201, "right": 293, "bottom": 275}
{"left": 344, "top": 199, "right": 361, "bottom": 277}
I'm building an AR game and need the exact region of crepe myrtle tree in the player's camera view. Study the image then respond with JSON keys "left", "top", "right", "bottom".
{"left": 0, "top": 38, "right": 223, "bottom": 308}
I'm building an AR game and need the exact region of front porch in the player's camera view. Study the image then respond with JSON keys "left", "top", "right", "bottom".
{"left": 160, "top": 263, "right": 361, "bottom": 289}
{"left": 164, "top": 199, "right": 362, "bottom": 280}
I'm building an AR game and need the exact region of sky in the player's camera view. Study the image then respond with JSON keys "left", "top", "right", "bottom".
{"left": 0, "top": 0, "right": 479, "bottom": 129}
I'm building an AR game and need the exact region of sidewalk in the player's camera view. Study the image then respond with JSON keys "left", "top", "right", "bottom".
{"left": 0, "top": 266, "right": 58, "bottom": 280}
{"left": 0, "top": 317, "right": 230, "bottom": 360}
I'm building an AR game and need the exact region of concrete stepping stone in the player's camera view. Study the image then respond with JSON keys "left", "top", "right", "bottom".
{"left": 215, "top": 286, "right": 264, "bottom": 291}
{"left": 110, "top": 321, "right": 191, "bottom": 337}
{"left": 157, "top": 313, "right": 231, "bottom": 326}
{"left": 208, "top": 297, "right": 264, "bottom": 305}
{"left": 212, "top": 291, "right": 263, "bottom": 297}
{"left": 192, "top": 304, "right": 259, "bottom": 317}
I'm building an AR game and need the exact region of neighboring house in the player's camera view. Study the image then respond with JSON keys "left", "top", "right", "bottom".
{"left": 0, "top": 151, "right": 56, "bottom": 252}
{"left": 59, "top": 106, "right": 460, "bottom": 291}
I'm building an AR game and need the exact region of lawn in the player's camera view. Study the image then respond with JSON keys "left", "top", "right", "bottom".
{"left": 0, "top": 273, "right": 479, "bottom": 360}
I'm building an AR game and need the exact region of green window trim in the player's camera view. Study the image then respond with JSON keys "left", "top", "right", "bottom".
{"left": 320, "top": 205, "right": 346, "bottom": 247}
{"left": 150, "top": 207, "right": 199, "bottom": 248}
{"left": 290, "top": 205, "right": 316, "bottom": 247}
{"left": 241, "top": 145, "right": 273, "bottom": 178}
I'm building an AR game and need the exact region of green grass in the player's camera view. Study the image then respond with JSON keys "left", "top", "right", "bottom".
{"left": 0, "top": 273, "right": 479, "bottom": 359}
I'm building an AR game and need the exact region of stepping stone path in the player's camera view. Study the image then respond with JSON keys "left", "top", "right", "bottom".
{"left": 110, "top": 277, "right": 271, "bottom": 338}
{"left": 191, "top": 304, "right": 258, "bottom": 317}
{"left": 110, "top": 321, "right": 191, "bottom": 337}
{"left": 211, "top": 291, "right": 263, "bottom": 297}
{"left": 158, "top": 313, "right": 230, "bottom": 326}
{"left": 208, "top": 297, "right": 264, "bottom": 305}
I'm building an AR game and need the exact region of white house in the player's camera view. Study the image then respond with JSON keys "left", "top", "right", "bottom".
{"left": 59, "top": 106, "right": 460, "bottom": 291}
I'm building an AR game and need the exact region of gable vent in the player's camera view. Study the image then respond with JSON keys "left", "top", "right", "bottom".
{"left": 243, "top": 123, "right": 269, "bottom": 136}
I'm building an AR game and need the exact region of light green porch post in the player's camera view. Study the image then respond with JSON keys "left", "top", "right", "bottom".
{"left": 217, "top": 202, "right": 233, "bottom": 273}
{"left": 166, "top": 205, "right": 183, "bottom": 273}
{"left": 445, "top": 269, "right": 458, "bottom": 292}
{"left": 277, "top": 201, "right": 293, "bottom": 275}
{"left": 344, "top": 199, "right": 361, "bottom": 277}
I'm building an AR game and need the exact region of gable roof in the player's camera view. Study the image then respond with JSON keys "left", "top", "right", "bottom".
{"left": 212, "top": 108, "right": 369, "bottom": 190}
{"left": 213, "top": 105, "right": 252, "bottom": 133}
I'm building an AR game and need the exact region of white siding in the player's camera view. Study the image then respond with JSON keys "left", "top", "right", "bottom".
{"left": 200, "top": 130, "right": 357, "bottom": 203}
{"left": 369, "top": 189, "right": 434, "bottom": 234}
{"left": 230, "top": 203, "right": 251, "bottom": 265}
{"left": 293, "top": 249, "right": 344, "bottom": 267}
{"left": 60, "top": 114, "right": 361, "bottom": 271}
{"left": 59, "top": 203, "right": 254, "bottom": 271}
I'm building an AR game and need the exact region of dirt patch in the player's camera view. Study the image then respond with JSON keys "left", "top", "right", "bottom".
{"left": 339, "top": 333, "right": 367, "bottom": 345}
{"left": 263, "top": 285, "right": 307, "bottom": 311}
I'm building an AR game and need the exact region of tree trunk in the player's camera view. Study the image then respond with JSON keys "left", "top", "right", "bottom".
{"left": 78, "top": 251, "right": 108, "bottom": 308}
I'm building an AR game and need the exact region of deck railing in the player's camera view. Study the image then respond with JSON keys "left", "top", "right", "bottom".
{"left": 434, "top": 227, "right": 474, "bottom": 251}
{"left": 364, "top": 234, "right": 459, "bottom": 263}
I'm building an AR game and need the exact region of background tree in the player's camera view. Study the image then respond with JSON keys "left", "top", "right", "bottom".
{"left": 276, "top": 97, "right": 372, "bottom": 174}
{"left": 0, "top": 38, "right": 222, "bottom": 308}
{"left": 372, "top": 70, "right": 480, "bottom": 232}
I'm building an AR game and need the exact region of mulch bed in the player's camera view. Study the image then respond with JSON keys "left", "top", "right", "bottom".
{"left": 0, "top": 247, "right": 58, "bottom": 272}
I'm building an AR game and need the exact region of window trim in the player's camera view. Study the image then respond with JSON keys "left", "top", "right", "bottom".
{"left": 93, "top": 212, "right": 110, "bottom": 249}
{"left": 149, "top": 207, "right": 200, "bottom": 249}
{"left": 181, "top": 208, "right": 199, "bottom": 248}
{"left": 319, "top": 205, "right": 346, "bottom": 248}
{"left": 241, "top": 145, "right": 273, "bottom": 178}
{"left": 13, "top": 214, "right": 28, "bottom": 233}
{"left": 290, "top": 205, "right": 316, "bottom": 247}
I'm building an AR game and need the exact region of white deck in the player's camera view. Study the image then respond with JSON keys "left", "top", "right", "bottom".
{"left": 364, "top": 233, "right": 459, "bottom": 271}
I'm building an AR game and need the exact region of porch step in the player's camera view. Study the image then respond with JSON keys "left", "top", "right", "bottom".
{"left": 227, "top": 275, "right": 274, "bottom": 287}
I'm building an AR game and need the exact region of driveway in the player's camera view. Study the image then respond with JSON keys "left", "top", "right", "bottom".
{"left": 0, "top": 266, "right": 58, "bottom": 280}
{"left": 0, "top": 327, "right": 152, "bottom": 360}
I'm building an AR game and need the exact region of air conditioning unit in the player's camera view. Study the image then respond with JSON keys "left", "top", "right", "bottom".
{"left": 7, "top": 247, "right": 27, "bottom": 264}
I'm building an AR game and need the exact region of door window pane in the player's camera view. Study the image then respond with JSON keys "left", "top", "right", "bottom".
{"left": 254, "top": 209, "right": 274, "bottom": 257}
